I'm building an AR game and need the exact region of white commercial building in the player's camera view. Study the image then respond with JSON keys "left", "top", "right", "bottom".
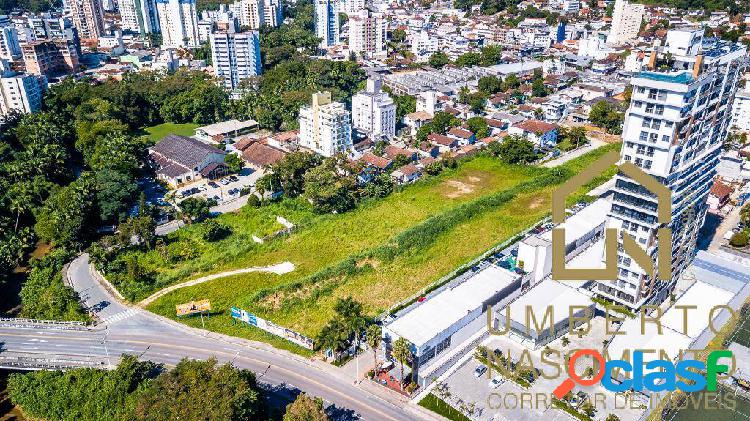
{"left": 347, "top": 9, "right": 386, "bottom": 59}
{"left": 156, "top": 0, "right": 200, "bottom": 48}
{"left": 597, "top": 28, "right": 747, "bottom": 309}
{"left": 351, "top": 78, "right": 396, "bottom": 140}
{"left": 298, "top": 91, "right": 352, "bottom": 157}
{"left": 314, "top": 0, "right": 340, "bottom": 48}
{"left": 119, "top": 0, "right": 160, "bottom": 36}
{"left": 606, "top": 0, "right": 644, "bottom": 45}
{"left": 731, "top": 89, "right": 750, "bottom": 132}
{"left": 0, "top": 72, "right": 45, "bottom": 115}
{"left": 210, "top": 31, "right": 262, "bottom": 90}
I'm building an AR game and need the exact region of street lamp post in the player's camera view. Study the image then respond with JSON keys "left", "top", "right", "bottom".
{"left": 102, "top": 326, "right": 111, "bottom": 368}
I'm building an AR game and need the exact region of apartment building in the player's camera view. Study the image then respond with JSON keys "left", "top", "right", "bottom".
{"left": 210, "top": 31, "right": 262, "bottom": 90}
{"left": 22, "top": 40, "right": 79, "bottom": 77}
{"left": 119, "top": 0, "right": 160, "bottom": 36}
{"left": 68, "top": 0, "right": 105, "bottom": 41}
{"left": 351, "top": 78, "right": 396, "bottom": 140}
{"left": 314, "top": 0, "right": 339, "bottom": 49}
{"left": 299, "top": 91, "right": 352, "bottom": 157}
{"left": 263, "top": 0, "right": 282, "bottom": 27}
{"left": 229, "top": 0, "right": 265, "bottom": 29}
{"left": 156, "top": 0, "right": 200, "bottom": 48}
{"left": 348, "top": 9, "right": 386, "bottom": 59}
{"left": 606, "top": 0, "right": 644, "bottom": 45}
{"left": 596, "top": 28, "right": 747, "bottom": 309}
{"left": 731, "top": 89, "right": 750, "bottom": 132}
{"left": 0, "top": 72, "right": 46, "bottom": 115}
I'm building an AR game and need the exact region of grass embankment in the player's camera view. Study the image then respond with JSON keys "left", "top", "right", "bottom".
{"left": 129, "top": 145, "right": 618, "bottom": 352}
{"left": 418, "top": 394, "right": 472, "bottom": 421}
{"left": 144, "top": 123, "right": 199, "bottom": 141}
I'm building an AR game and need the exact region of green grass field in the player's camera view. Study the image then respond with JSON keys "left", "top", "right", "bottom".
{"left": 110, "top": 144, "right": 620, "bottom": 352}
{"left": 144, "top": 123, "right": 200, "bottom": 141}
{"left": 418, "top": 394, "right": 472, "bottom": 421}
{"left": 669, "top": 387, "right": 750, "bottom": 421}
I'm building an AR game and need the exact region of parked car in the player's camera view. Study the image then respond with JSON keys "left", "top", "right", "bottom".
{"left": 220, "top": 178, "right": 231, "bottom": 185}
{"left": 229, "top": 175, "right": 239, "bottom": 182}
{"left": 208, "top": 182, "right": 219, "bottom": 188}
{"left": 474, "top": 364, "right": 487, "bottom": 378}
{"left": 489, "top": 375, "right": 504, "bottom": 388}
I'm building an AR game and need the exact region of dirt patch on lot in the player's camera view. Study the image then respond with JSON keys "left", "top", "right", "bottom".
{"left": 528, "top": 197, "right": 545, "bottom": 209}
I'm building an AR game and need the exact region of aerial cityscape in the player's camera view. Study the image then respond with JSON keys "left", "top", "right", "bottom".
{"left": 0, "top": 0, "right": 749, "bottom": 418}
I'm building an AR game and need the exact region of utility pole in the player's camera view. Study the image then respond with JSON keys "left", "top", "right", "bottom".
{"left": 102, "top": 325, "right": 111, "bottom": 368}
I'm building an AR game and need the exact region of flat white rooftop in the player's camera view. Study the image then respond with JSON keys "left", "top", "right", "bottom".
{"left": 507, "top": 280, "right": 592, "bottom": 328}
{"left": 195, "top": 119, "right": 258, "bottom": 136}
{"left": 386, "top": 265, "right": 519, "bottom": 348}
{"left": 540, "top": 198, "right": 610, "bottom": 244}
{"left": 661, "top": 281, "right": 735, "bottom": 338}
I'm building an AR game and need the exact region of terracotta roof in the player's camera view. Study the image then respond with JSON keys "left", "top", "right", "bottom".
{"left": 427, "top": 133, "right": 456, "bottom": 146}
{"left": 485, "top": 118, "right": 504, "bottom": 128}
{"left": 272, "top": 130, "right": 299, "bottom": 143}
{"left": 394, "top": 163, "right": 421, "bottom": 177}
{"left": 241, "top": 143, "right": 287, "bottom": 168}
{"left": 234, "top": 135, "right": 258, "bottom": 151}
{"left": 406, "top": 111, "right": 434, "bottom": 121}
{"left": 710, "top": 180, "right": 733, "bottom": 199}
{"left": 448, "top": 127, "right": 474, "bottom": 139}
{"left": 513, "top": 119, "right": 558, "bottom": 134}
{"left": 360, "top": 152, "right": 392, "bottom": 170}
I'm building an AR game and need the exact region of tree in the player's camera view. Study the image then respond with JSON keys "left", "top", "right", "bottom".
{"left": 34, "top": 174, "right": 97, "bottom": 247}
{"left": 283, "top": 393, "right": 330, "bottom": 421}
{"left": 391, "top": 28, "right": 406, "bottom": 43}
{"left": 497, "top": 135, "right": 537, "bottom": 164}
{"left": 478, "top": 75, "right": 503, "bottom": 96}
{"left": 455, "top": 52, "right": 482, "bottom": 67}
{"left": 18, "top": 249, "right": 88, "bottom": 321}
{"left": 224, "top": 153, "right": 244, "bottom": 173}
{"left": 730, "top": 231, "right": 749, "bottom": 248}
{"left": 479, "top": 45, "right": 502, "bottom": 66}
{"left": 428, "top": 51, "right": 450, "bottom": 69}
{"left": 200, "top": 219, "right": 231, "bottom": 241}
{"left": 268, "top": 152, "right": 323, "bottom": 198}
{"left": 361, "top": 173, "right": 394, "bottom": 199}
{"left": 532, "top": 78, "right": 548, "bottom": 97}
{"left": 589, "top": 100, "right": 624, "bottom": 134}
{"left": 366, "top": 324, "right": 382, "bottom": 368}
{"left": 180, "top": 197, "right": 212, "bottom": 222}
{"left": 118, "top": 215, "right": 156, "bottom": 249}
{"left": 605, "top": 414, "right": 621, "bottom": 421}
{"left": 502, "top": 74, "right": 520, "bottom": 91}
{"left": 466, "top": 116, "right": 490, "bottom": 139}
{"left": 96, "top": 169, "right": 138, "bottom": 223}
{"left": 392, "top": 337, "right": 412, "bottom": 390}
{"left": 316, "top": 317, "right": 350, "bottom": 362}
{"left": 303, "top": 158, "right": 357, "bottom": 214}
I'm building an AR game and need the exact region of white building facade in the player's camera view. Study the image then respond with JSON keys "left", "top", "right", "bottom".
{"left": 156, "top": 0, "right": 200, "bottom": 48}
{"left": 731, "top": 89, "right": 750, "bottom": 132}
{"left": 351, "top": 78, "right": 396, "bottom": 140}
{"left": 314, "top": 0, "right": 339, "bottom": 48}
{"left": 0, "top": 73, "right": 45, "bottom": 115}
{"left": 348, "top": 9, "right": 386, "bottom": 59}
{"left": 0, "top": 26, "right": 21, "bottom": 60}
{"left": 119, "top": 0, "right": 160, "bottom": 36}
{"left": 606, "top": 0, "right": 644, "bottom": 45}
{"left": 229, "top": 0, "right": 265, "bottom": 29}
{"left": 299, "top": 91, "right": 352, "bottom": 157}
{"left": 210, "top": 31, "right": 262, "bottom": 90}
{"left": 69, "top": 0, "right": 105, "bottom": 40}
{"left": 597, "top": 30, "right": 747, "bottom": 309}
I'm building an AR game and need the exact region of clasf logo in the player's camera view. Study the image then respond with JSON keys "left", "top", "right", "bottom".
{"left": 552, "top": 349, "right": 733, "bottom": 399}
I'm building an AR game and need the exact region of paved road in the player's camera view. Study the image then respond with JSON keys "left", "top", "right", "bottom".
{"left": 542, "top": 139, "right": 606, "bottom": 168}
{"left": 1, "top": 255, "right": 440, "bottom": 421}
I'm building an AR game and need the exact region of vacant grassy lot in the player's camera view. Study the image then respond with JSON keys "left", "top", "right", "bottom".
{"left": 136, "top": 145, "right": 620, "bottom": 352}
{"left": 144, "top": 123, "right": 200, "bottom": 141}
{"left": 418, "top": 394, "right": 471, "bottom": 421}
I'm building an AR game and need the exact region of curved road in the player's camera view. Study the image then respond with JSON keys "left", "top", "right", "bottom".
{"left": 0, "top": 255, "right": 439, "bottom": 421}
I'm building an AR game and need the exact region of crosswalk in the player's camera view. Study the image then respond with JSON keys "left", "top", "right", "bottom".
{"left": 99, "top": 308, "right": 138, "bottom": 325}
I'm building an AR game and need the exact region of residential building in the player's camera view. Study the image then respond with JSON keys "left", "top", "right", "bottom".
{"left": 69, "top": 0, "right": 105, "bottom": 41}
{"left": 508, "top": 119, "right": 559, "bottom": 148}
{"left": 22, "top": 40, "right": 79, "bottom": 77}
{"left": 149, "top": 134, "right": 228, "bottom": 187}
{"left": 263, "top": 0, "right": 282, "bottom": 27}
{"left": 351, "top": 78, "right": 396, "bottom": 140}
{"left": 156, "top": 0, "right": 200, "bottom": 48}
{"left": 606, "top": 0, "right": 644, "bottom": 45}
{"left": 298, "top": 91, "right": 352, "bottom": 157}
{"left": 229, "top": 0, "right": 265, "bottom": 29}
{"left": 119, "top": 0, "right": 160, "bottom": 36}
{"left": 732, "top": 88, "right": 750, "bottom": 132}
{"left": 0, "top": 72, "right": 46, "bottom": 115}
{"left": 194, "top": 118, "right": 259, "bottom": 143}
{"left": 0, "top": 26, "right": 21, "bottom": 60}
{"left": 348, "top": 9, "right": 386, "bottom": 59}
{"left": 314, "top": 0, "right": 339, "bottom": 49}
{"left": 596, "top": 31, "right": 747, "bottom": 309}
{"left": 210, "top": 31, "right": 262, "bottom": 90}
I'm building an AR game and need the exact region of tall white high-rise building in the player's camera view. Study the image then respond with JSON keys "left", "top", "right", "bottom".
{"left": 347, "top": 9, "right": 386, "bottom": 59}
{"left": 0, "top": 26, "right": 21, "bottom": 60}
{"left": 263, "top": 0, "right": 282, "bottom": 27}
{"left": 299, "top": 91, "right": 352, "bottom": 157}
{"left": 119, "top": 0, "right": 160, "bottom": 36}
{"left": 594, "top": 28, "right": 747, "bottom": 309}
{"left": 69, "top": 0, "right": 105, "bottom": 41}
{"left": 314, "top": 0, "right": 339, "bottom": 49}
{"left": 351, "top": 78, "right": 396, "bottom": 140}
{"left": 210, "top": 31, "right": 262, "bottom": 90}
{"left": 340, "top": 0, "right": 366, "bottom": 13}
{"left": 0, "top": 72, "right": 46, "bottom": 115}
{"left": 731, "top": 89, "right": 750, "bottom": 132}
{"left": 156, "top": 0, "right": 200, "bottom": 48}
{"left": 606, "top": 0, "right": 644, "bottom": 45}
{"left": 229, "top": 0, "right": 265, "bottom": 29}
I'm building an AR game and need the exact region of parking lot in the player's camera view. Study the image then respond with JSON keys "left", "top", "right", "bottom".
{"left": 172, "top": 167, "right": 265, "bottom": 211}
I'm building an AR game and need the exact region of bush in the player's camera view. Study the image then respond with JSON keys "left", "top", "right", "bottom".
{"left": 200, "top": 219, "right": 231, "bottom": 241}
{"left": 166, "top": 241, "right": 199, "bottom": 262}
{"left": 245, "top": 194, "right": 261, "bottom": 208}
{"left": 730, "top": 230, "right": 749, "bottom": 247}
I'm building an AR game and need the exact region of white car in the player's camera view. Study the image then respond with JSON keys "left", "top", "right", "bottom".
{"left": 489, "top": 375, "right": 504, "bottom": 388}
{"left": 474, "top": 364, "right": 487, "bottom": 378}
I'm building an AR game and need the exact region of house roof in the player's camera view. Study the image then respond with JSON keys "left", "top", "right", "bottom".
{"left": 485, "top": 118, "right": 504, "bottom": 128}
{"left": 710, "top": 180, "right": 733, "bottom": 199}
{"left": 241, "top": 143, "right": 287, "bottom": 168}
{"left": 406, "top": 111, "right": 434, "bottom": 121}
{"left": 384, "top": 145, "right": 414, "bottom": 160}
{"left": 513, "top": 119, "right": 558, "bottom": 134}
{"left": 233, "top": 135, "right": 258, "bottom": 151}
{"left": 150, "top": 135, "right": 225, "bottom": 170}
{"left": 360, "top": 152, "right": 392, "bottom": 170}
{"left": 394, "top": 163, "right": 421, "bottom": 177}
{"left": 427, "top": 133, "right": 456, "bottom": 146}
{"left": 448, "top": 127, "right": 474, "bottom": 139}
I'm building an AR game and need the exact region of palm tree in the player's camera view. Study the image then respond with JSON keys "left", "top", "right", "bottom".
{"left": 316, "top": 318, "right": 349, "bottom": 363}
{"left": 366, "top": 324, "right": 382, "bottom": 368}
{"left": 392, "top": 337, "right": 412, "bottom": 391}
